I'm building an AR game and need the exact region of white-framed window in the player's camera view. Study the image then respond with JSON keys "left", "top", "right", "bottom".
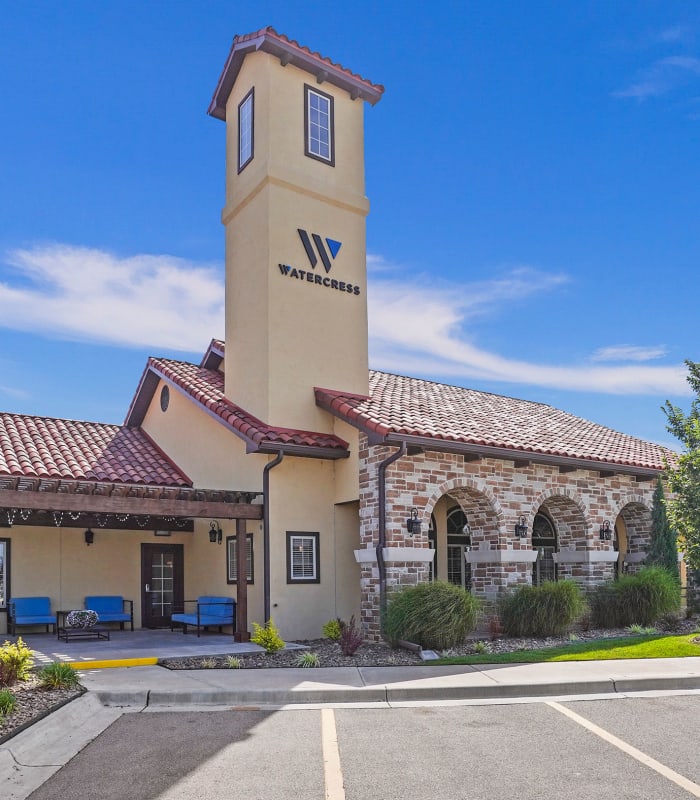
{"left": 226, "top": 534, "right": 254, "bottom": 584}
{"left": 0, "top": 539, "right": 9, "bottom": 610}
{"left": 304, "top": 85, "right": 334, "bottom": 165}
{"left": 286, "top": 531, "right": 320, "bottom": 583}
{"left": 238, "top": 88, "right": 254, "bottom": 172}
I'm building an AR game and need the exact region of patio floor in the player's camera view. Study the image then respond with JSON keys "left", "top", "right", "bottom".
{"left": 7, "top": 629, "right": 304, "bottom": 667}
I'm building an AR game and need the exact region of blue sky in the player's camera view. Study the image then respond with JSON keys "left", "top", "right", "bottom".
{"left": 1, "top": 1, "right": 698, "bottom": 449}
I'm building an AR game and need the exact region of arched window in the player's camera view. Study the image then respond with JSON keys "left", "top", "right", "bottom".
{"left": 446, "top": 507, "right": 472, "bottom": 591}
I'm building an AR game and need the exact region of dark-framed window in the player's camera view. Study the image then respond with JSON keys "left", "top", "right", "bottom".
{"left": 286, "top": 531, "right": 320, "bottom": 583}
{"left": 226, "top": 534, "right": 254, "bottom": 583}
{"left": 304, "top": 84, "right": 334, "bottom": 166}
{"left": 0, "top": 538, "right": 10, "bottom": 610}
{"left": 238, "top": 88, "right": 254, "bottom": 173}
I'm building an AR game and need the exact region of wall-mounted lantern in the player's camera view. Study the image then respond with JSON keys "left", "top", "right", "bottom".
{"left": 84, "top": 528, "right": 95, "bottom": 546}
{"left": 599, "top": 520, "right": 612, "bottom": 541}
{"left": 406, "top": 508, "right": 422, "bottom": 537}
{"left": 514, "top": 515, "right": 528, "bottom": 538}
{"left": 209, "top": 520, "right": 223, "bottom": 545}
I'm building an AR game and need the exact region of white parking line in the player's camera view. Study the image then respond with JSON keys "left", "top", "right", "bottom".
{"left": 321, "top": 708, "right": 345, "bottom": 800}
{"left": 547, "top": 701, "right": 700, "bottom": 797}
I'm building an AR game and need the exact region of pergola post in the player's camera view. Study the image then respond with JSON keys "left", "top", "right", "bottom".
{"left": 234, "top": 516, "right": 250, "bottom": 641}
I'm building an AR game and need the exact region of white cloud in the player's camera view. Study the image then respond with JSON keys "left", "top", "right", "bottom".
{"left": 367, "top": 264, "right": 690, "bottom": 396}
{"left": 614, "top": 55, "right": 700, "bottom": 100}
{"left": 0, "top": 244, "right": 224, "bottom": 352}
{"left": 590, "top": 344, "right": 668, "bottom": 362}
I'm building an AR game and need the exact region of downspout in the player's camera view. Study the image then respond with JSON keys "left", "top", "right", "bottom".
{"left": 377, "top": 441, "right": 407, "bottom": 630}
{"left": 263, "top": 450, "right": 284, "bottom": 623}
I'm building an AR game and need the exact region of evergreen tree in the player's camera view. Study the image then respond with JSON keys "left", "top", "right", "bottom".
{"left": 663, "top": 360, "right": 700, "bottom": 570}
{"left": 646, "top": 478, "right": 679, "bottom": 578}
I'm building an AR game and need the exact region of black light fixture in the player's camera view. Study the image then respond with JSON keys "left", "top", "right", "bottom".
{"left": 599, "top": 520, "right": 612, "bottom": 541}
{"left": 406, "top": 508, "right": 422, "bottom": 536}
{"left": 84, "top": 528, "right": 95, "bottom": 546}
{"left": 514, "top": 515, "right": 528, "bottom": 538}
{"left": 209, "top": 520, "right": 223, "bottom": 545}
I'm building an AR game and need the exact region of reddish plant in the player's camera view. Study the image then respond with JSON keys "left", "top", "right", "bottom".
{"left": 339, "top": 615, "right": 364, "bottom": 656}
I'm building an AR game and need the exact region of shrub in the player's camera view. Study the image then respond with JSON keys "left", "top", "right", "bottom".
{"left": 339, "top": 615, "right": 364, "bottom": 656}
{"left": 500, "top": 581, "right": 585, "bottom": 637}
{"left": 0, "top": 688, "right": 16, "bottom": 717}
{"left": 225, "top": 656, "right": 242, "bottom": 669}
{"left": 37, "top": 662, "right": 80, "bottom": 689}
{"left": 251, "top": 618, "right": 284, "bottom": 653}
{"left": 0, "top": 638, "right": 34, "bottom": 686}
{"left": 384, "top": 581, "right": 480, "bottom": 650}
{"left": 322, "top": 618, "right": 342, "bottom": 641}
{"left": 590, "top": 567, "right": 681, "bottom": 628}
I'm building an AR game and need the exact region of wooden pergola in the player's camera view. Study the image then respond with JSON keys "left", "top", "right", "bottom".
{"left": 0, "top": 476, "right": 263, "bottom": 641}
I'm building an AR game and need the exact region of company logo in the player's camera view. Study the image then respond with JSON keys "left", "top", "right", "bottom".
{"left": 297, "top": 229, "right": 342, "bottom": 273}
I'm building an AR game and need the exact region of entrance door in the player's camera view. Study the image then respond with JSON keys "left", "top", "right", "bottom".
{"left": 141, "top": 543, "right": 184, "bottom": 628}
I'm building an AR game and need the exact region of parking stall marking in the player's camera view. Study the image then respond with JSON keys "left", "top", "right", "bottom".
{"left": 321, "top": 708, "right": 345, "bottom": 800}
{"left": 546, "top": 701, "right": 700, "bottom": 798}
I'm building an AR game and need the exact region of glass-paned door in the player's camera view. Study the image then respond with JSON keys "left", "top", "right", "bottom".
{"left": 141, "top": 544, "right": 184, "bottom": 628}
{"left": 446, "top": 507, "right": 472, "bottom": 591}
{"left": 532, "top": 513, "right": 557, "bottom": 585}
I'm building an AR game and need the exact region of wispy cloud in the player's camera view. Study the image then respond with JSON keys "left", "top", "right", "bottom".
{"left": 590, "top": 344, "right": 668, "bottom": 362}
{"left": 0, "top": 385, "right": 29, "bottom": 400}
{"left": 0, "top": 243, "right": 691, "bottom": 398}
{"left": 0, "top": 244, "right": 224, "bottom": 352}
{"left": 614, "top": 55, "right": 700, "bottom": 100}
{"left": 367, "top": 260, "right": 689, "bottom": 396}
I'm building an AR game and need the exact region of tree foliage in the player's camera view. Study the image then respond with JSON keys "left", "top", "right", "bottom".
{"left": 646, "top": 478, "right": 679, "bottom": 577}
{"left": 663, "top": 360, "right": 700, "bottom": 570}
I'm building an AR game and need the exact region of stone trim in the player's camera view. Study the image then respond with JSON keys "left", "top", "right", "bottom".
{"left": 623, "top": 551, "right": 647, "bottom": 564}
{"left": 354, "top": 547, "right": 435, "bottom": 564}
{"left": 552, "top": 549, "right": 620, "bottom": 564}
{"left": 465, "top": 548, "right": 539, "bottom": 564}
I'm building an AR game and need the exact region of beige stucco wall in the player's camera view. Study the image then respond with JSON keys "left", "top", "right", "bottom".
{"left": 221, "top": 50, "right": 370, "bottom": 431}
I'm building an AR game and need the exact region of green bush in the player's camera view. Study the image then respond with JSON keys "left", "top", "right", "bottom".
{"left": 250, "top": 618, "right": 284, "bottom": 653}
{"left": 384, "top": 581, "right": 480, "bottom": 650}
{"left": 590, "top": 567, "right": 681, "bottom": 628}
{"left": 500, "top": 581, "right": 586, "bottom": 637}
{"left": 0, "top": 637, "right": 34, "bottom": 686}
{"left": 322, "top": 618, "right": 342, "bottom": 640}
{"left": 0, "top": 688, "right": 16, "bottom": 717}
{"left": 37, "top": 662, "right": 80, "bottom": 689}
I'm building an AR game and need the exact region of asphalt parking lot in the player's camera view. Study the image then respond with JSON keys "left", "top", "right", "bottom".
{"left": 24, "top": 694, "right": 700, "bottom": 800}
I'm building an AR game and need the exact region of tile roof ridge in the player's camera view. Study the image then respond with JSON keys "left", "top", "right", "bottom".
{"left": 314, "top": 385, "right": 371, "bottom": 401}
{"left": 0, "top": 410, "right": 120, "bottom": 429}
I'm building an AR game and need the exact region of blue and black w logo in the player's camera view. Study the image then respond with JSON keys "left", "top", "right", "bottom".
{"left": 297, "top": 229, "right": 342, "bottom": 273}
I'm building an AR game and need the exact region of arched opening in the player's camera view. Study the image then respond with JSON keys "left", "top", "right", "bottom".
{"left": 614, "top": 516, "right": 628, "bottom": 578}
{"left": 532, "top": 511, "right": 557, "bottom": 585}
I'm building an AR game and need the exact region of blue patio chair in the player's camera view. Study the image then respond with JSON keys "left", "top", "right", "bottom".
{"left": 84, "top": 596, "right": 134, "bottom": 631}
{"left": 8, "top": 597, "right": 56, "bottom": 634}
{"left": 170, "top": 596, "right": 236, "bottom": 637}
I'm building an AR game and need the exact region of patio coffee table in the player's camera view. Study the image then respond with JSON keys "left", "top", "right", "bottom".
{"left": 56, "top": 610, "right": 111, "bottom": 642}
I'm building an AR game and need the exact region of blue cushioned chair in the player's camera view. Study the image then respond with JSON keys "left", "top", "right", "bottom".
{"left": 8, "top": 597, "right": 56, "bottom": 635}
{"left": 170, "top": 596, "right": 236, "bottom": 637}
{"left": 84, "top": 596, "right": 134, "bottom": 631}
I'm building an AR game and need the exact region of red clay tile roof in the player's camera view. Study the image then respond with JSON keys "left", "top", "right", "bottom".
{"left": 315, "top": 371, "right": 670, "bottom": 472}
{"left": 148, "top": 357, "right": 348, "bottom": 457}
{"left": 209, "top": 26, "right": 384, "bottom": 120}
{"left": 0, "top": 413, "right": 191, "bottom": 486}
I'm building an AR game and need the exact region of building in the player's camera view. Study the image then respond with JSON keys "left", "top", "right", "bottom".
{"left": 0, "top": 28, "right": 668, "bottom": 641}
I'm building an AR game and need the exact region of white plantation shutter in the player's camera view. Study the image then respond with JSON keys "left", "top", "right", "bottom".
{"left": 227, "top": 535, "right": 253, "bottom": 583}
{"left": 287, "top": 533, "right": 319, "bottom": 582}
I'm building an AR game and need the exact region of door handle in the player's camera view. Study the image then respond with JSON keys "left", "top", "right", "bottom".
{"left": 145, "top": 584, "right": 150, "bottom": 592}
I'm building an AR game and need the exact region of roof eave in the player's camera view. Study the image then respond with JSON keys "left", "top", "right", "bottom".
{"left": 250, "top": 441, "right": 350, "bottom": 460}
{"left": 208, "top": 33, "right": 383, "bottom": 121}
{"left": 383, "top": 433, "right": 663, "bottom": 478}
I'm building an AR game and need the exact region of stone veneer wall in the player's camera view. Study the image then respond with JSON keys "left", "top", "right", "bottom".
{"left": 358, "top": 436, "right": 656, "bottom": 640}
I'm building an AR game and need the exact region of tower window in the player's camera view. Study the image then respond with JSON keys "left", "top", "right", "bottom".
{"left": 304, "top": 85, "right": 334, "bottom": 166}
{"left": 238, "top": 88, "right": 254, "bottom": 172}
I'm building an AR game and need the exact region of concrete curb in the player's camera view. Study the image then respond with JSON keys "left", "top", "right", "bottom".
{"left": 91, "top": 674, "right": 700, "bottom": 707}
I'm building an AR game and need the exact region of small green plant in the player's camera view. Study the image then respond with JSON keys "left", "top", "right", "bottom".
{"left": 37, "top": 662, "right": 80, "bottom": 689}
{"left": 339, "top": 615, "right": 364, "bottom": 656}
{"left": 500, "top": 581, "right": 585, "bottom": 637}
{"left": 627, "top": 624, "right": 657, "bottom": 635}
{"left": 472, "top": 640, "right": 489, "bottom": 654}
{"left": 0, "top": 688, "right": 16, "bottom": 717}
{"left": 251, "top": 618, "right": 284, "bottom": 653}
{"left": 385, "top": 581, "right": 481, "bottom": 650}
{"left": 200, "top": 657, "right": 217, "bottom": 669}
{"left": 568, "top": 632, "right": 580, "bottom": 641}
{"left": 322, "top": 618, "right": 342, "bottom": 640}
{"left": 295, "top": 651, "right": 320, "bottom": 668}
{"left": 225, "top": 655, "right": 242, "bottom": 669}
{"left": 0, "top": 637, "right": 34, "bottom": 686}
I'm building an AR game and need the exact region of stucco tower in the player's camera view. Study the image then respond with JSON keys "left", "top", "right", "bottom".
{"left": 208, "top": 29, "right": 383, "bottom": 431}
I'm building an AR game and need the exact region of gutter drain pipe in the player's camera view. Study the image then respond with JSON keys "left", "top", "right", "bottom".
{"left": 377, "top": 441, "right": 407, "bottom": 632}
{"left": 263, "top": 450, "right": 284, "bottom": 623}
